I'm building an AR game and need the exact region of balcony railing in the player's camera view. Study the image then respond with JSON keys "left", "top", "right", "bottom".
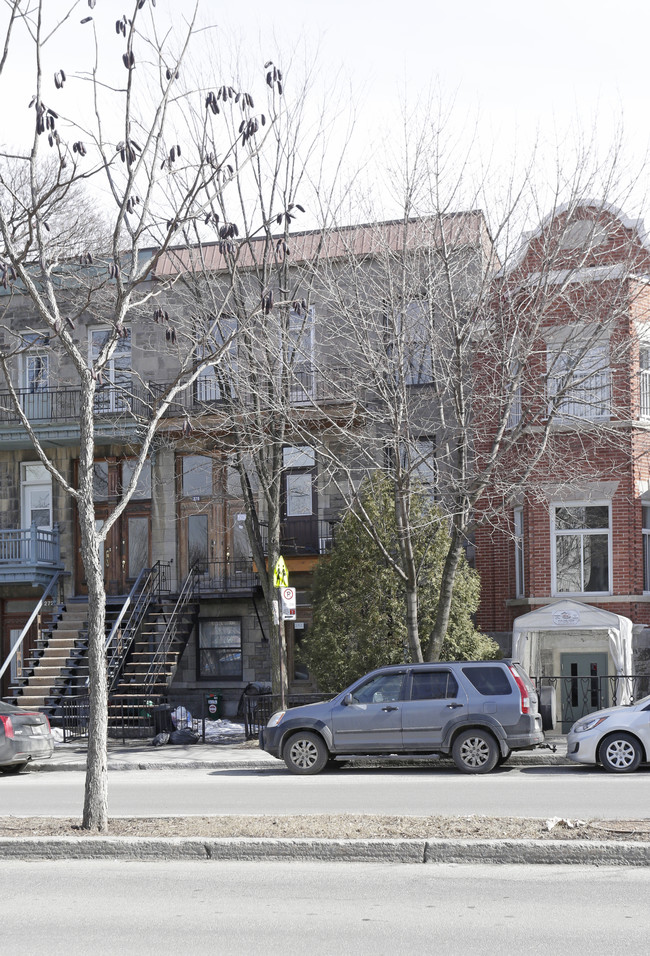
{"left": 0, "top": 367, "right": 355, "bottom": 430}
{"left": 194, "top": 559, "right": 261, "bottom": 593}
{"left": 259, "top": 518, "right": 337, "bottom": 556}
{"left": 0, "top": 523, "right": 63, "bottom": 585}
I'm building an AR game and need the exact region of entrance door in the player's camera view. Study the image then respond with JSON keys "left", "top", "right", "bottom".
{"left": 21, "top": 464, "right": 52, "bottom": 530}
{"left": 178, "top": 455, "right": 252, "bottom": 587}
{"left": 75, "top": 459, "right": 151, "bottom": 596}
{"left": 560, "top": 652, "right": 609, "bottom": 731}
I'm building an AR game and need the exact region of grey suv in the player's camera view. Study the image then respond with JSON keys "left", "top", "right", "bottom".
{"left": 260, "top": 660, "right": 543, "bottom": 774}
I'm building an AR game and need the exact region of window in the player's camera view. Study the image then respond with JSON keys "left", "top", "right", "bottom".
{"left": 21, "top": 333, "right": 50, "bottom": 391}
{"left": 643, "top": 507, "right": 650, "bottom": 592}
{"left": 410, "top": 670, "right": 459, "bottom": 700}
{"left": 351, "top": 672, "right": 405, "bottom": 704}
{"left": 547, "top": 342, "right": 610, "bottom": 420}
{"left": 462, "top": 666, "right": 512, "bottom": 696}
{"left": 121, "top": 459, "right": 152, "bottom": 499}
{"left": 198, "top": 619, "right": 242, "bottom": 679}
{"left": 181, "top": 455, "right": 213, "bottom": 497}
{"left": 552, "top": 503, "right": 610, "bottom": 595}
{"left": 283, "top": 446, "right": 315, "bottom": 517}
{"left": 640, "top": 347, "right": 650, "bottom": 419}
{"left": 21, "top": 463, "right": 52, "bottom": 530}
{"left": 514, "top": 507, "right": 524, "bottom": 598}
{"left": 401, "top": 438, "right": 436, "bottom": 496}
{"left": 397, "top": 300, "right": 433, "bottom": 385}
{"left": 90, "top": 327, "right": 131, "bottom": 412}
{"left": 195, "top": 316, "right": 237, "bottom": 402}
{"left": 287, "top": 306, "right": 315, "bottom": 401}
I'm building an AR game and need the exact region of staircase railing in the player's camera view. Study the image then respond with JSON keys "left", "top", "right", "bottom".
{"left": 105, "top": 562, "right": 171, "bottom": 692}
{"left": 0, "top": 571, "right": 64, "bottom": 687}
{"left": 139, "top": 567, "right": 200, "bottom": 694}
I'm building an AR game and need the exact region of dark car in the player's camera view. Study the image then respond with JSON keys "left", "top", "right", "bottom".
{"left": 260, "top": 659, "right": 544, "bottom": 774}
{"left": 0, "top": 701, "right": 54, "bottom": 773}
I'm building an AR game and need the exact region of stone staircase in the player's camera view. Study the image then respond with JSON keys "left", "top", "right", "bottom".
{"left": 9, "top": 601, "right": 124, "bottom": 716}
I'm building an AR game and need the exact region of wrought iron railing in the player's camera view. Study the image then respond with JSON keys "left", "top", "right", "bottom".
{"left": 243, "top": 692, "right": 331, "bottom": 739}
{"left": 139, "top": 567, "right": 200, "bottom": 693}
{"left": 105, "top": 562, "right": 171, "bottom": 692}
{"left": 0, "top": 367, "right": 356, "bottom": 429}
{"left": 533, "top": 674, "right": 650, "bottom": 728}
{"left": 259, "top": 518, "right": 337, "bottom": 556}
{"left": 194, "top": 559, "right": 261, "bottom": 593}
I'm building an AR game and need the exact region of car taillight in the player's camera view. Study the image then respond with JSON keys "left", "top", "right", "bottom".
{"left": 508, "top": 665, "right": 530, "bottom": 714}
{"left": 0, "top": 715, "right": 14, "bottom": 738}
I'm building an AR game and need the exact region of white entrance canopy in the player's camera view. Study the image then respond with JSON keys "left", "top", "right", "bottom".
{"left": 512, "top": 599, "right": 633, "bottom": 678}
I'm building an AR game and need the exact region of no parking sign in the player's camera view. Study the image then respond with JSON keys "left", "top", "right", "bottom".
{"left": 281, "top": 587, "right": 296, "bottom": 620}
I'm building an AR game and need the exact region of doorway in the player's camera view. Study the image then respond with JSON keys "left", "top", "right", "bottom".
{"left": 560, "top": 652, "right": 609, "bottom": 731}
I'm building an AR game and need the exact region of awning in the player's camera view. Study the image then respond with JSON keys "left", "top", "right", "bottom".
{"left": 512, "top": 599, "right": 633, "bottom": 678}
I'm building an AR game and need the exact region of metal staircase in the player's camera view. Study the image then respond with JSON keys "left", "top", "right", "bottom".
{"left": 108, "top": 568, "right": 200, "bottom": 736}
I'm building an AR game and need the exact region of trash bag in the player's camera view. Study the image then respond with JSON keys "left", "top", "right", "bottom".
{"left": 169, "top": 728, "right": 199, "bottom": 745}
{"left": 170, "top": 705, "right": 192, "bottom": 729}
{"left": 152, "top": 732, "right": 170, "bottom": 747}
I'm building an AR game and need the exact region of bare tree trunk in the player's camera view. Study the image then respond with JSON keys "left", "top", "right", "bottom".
{"left": 395, "top": 486, "right": 424, "bottom": 662}
{"left": 426, "top": 522, "right": 464, "bottom": 662}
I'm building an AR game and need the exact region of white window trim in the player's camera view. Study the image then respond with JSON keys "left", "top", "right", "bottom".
{"left": 550, "top": 499, "right": 612, "bottom": 597}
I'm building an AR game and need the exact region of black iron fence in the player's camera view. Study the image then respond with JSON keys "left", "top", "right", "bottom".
{"left": 533, "top": 674, "right": 650, "bottom": 730}
{"left": 61, "top": 691, "right": 210, "bottom": 744}
{"left": 243, "top": 692, "right": 331, "bottom": 740}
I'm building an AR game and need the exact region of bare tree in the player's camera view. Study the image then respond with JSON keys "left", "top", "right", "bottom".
{"left": 0, "top": 0, "right": 291, "bottom": 828}
{"left": 155, "top": 61, "right": 348, "bottom": 706}
{"left": 291, "top": 113, "right": 650, "bottom": 664}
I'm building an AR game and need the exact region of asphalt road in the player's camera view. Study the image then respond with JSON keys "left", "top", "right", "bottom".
{"left": 4, "top": 859, "right": 650, "bottom": 955}
{"left": 2, "top": 764, "right": 650, "bottom": 819}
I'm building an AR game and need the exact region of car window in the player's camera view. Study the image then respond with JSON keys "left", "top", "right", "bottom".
{"left": 461, "top": 666, "right": 512, "bottom": 696}
{"left": 410, "top": 670, "right": 459, "bottom": 700}
{"left": 352, "top": 673, "right": 405, "bottom": 704}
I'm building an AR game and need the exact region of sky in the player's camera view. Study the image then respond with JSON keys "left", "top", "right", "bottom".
{"left": 2, "top": 0, "right": 649, "bottom": 228}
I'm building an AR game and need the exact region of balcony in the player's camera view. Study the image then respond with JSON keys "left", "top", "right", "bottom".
{"left": 0, "top": 367, "right": 356, "bottom": 447}
{"left": 193, "top": 559, "right": 261, "bottom": 595}
{"left": 0, "top": 523, "right": 63, "bottom": 587}
{"left": 260, "top": 518, "right": 337, "bottom": 556}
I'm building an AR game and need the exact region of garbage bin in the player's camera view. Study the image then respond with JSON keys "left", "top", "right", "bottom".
{"left": 206, "top": 692, "right": 222, "bottom": 718}
{"left": 153, "top": 704, "right": 174, "bottom": 733}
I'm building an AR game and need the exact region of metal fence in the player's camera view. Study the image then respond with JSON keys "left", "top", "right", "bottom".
{"left": 243, "top": 692, "right": 331, "bottom": 740}
{"left": 61, "top": 691, "right": 210, "bottom": 744}
{"left": 534, "top": 674, "right": 650, "bottom": 730}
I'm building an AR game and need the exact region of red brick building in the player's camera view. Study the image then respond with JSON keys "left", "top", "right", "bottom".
{"left": 474, "top": 202, "right": 650, "bottom": 721}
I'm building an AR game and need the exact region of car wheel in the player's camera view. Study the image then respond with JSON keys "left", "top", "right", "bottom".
{"left": 0, "top": 762, "right": 29, "bottom": 775}
{"left": 598, "top": 732, "right": 643, "bottom": 773}
{"left": 283, "top": 731, "right": 329, "bottom": 775}
{"left": 452, "top": 729, "right": 499, "bottom": 774}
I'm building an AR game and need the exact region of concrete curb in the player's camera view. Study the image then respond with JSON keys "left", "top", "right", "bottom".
{"left": 0, "top": 835, "right": 646, "bottom": 864}
{"left": 29, "top": 749, "right": 570, "bottom": 773}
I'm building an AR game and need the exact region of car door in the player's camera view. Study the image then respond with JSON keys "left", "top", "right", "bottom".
{"left": 330, "top": 671, "right": 406, "bottom": 752}
{"left": 401, "top": 668, "right": 469, "bottom": 749}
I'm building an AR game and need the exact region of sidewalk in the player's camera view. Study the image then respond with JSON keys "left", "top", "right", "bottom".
{"left": 29, "top": 734, "right": 569, "bottom": 773}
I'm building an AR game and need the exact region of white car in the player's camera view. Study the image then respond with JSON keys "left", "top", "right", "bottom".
{"left": 567, "top": 695, "right": 650, "bottom": 773}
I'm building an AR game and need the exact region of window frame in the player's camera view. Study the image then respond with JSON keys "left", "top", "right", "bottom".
{"left": 546, "top": 339, "right": 610, "bottom": 422}
{"left": 550, "top": 500, "right": 612, "bottom": 597}
{"left": 197, "top": 617, "right": 243, "bottom": 681}
{"left": 514, "top": 507, "right": 525, "bottom": 598}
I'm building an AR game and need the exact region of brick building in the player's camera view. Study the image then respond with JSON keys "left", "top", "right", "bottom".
{"left": 475, "top": 202, "right": 650, "bottom": 725}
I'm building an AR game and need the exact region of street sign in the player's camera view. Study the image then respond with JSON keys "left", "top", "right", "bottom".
{"left": 273, "top": 555, "right": 289, "bottom": 588}
{"left": 281, "top": 586, "right": 296, "bottom": 620}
